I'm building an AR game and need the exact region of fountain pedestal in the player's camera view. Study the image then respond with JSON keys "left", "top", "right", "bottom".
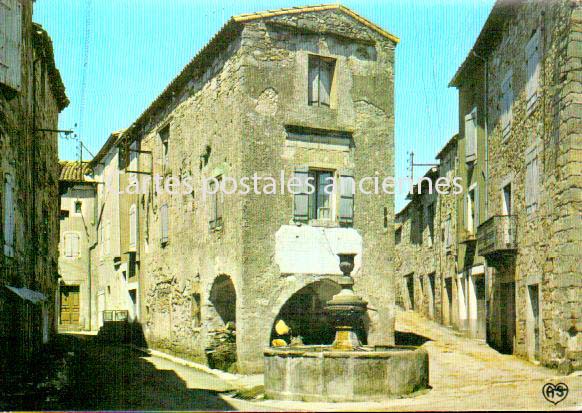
{"left": 264, "top": 253, "right": 430, "bottom": 402}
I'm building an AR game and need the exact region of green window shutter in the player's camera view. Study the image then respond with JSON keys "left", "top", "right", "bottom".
{"left": 338, "top": 169, "right": 355, "bottom": 226}
{"left": 474, "top": 185, "right": 480, "bottom": 231}
{"left": 293, "top": 166, "right": 309, "bottom": 223}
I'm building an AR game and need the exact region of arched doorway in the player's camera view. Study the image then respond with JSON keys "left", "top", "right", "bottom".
{"left": 206, "top": 274, "right": 237, "bottom": 371}
{"left": 270, "top": 280, "right": 343, "bottom": 345}
{"left": 209, "top": 274, "right": 236, "bottom": 326}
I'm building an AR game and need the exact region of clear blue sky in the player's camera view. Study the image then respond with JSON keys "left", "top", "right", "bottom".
{"left": 33, "top": 0, "right": 494, "bottom": 211}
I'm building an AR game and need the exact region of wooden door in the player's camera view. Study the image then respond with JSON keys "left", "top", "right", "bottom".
{"left": 60, "top": 286, "right": 80, "bottom": 328}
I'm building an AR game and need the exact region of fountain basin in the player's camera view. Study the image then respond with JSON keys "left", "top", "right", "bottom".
{"left": 264, "top": 345, "right": 429, "bottom": 402}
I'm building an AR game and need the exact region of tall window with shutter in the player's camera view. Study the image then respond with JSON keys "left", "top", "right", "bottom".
{"left": 465, "top": 107, "right": 477, "bottom": 163}
{"left": 308, "top": 55, "right": 335, "bottom": 107}
{"left": 0, "top": 0, "right": 22, "bottom": 91}
{"left": 160, "top": 203, "right": 169, "bottom": 244}
{"left": 525, "top": 146, "right": 540, "bottom": 215}
{"left": 3, "top": 173, "right": 14, "bottom": 257}
{"left": 526, "top": 30, "right": 540, "bottom": 113}
{"left": 501, "top": 70, "right": 513, "bottom": 140}
{"left": 64, "top": 233, "right": 80, "bottom": 258}
{"left": 293, "top": 167, "right": 310, "bottom": 223}
{"left": 129, "top": 204, "right": 137, "bottom": 250}
{"left": 338, "top": 171, "right": 355, "bottom": 226}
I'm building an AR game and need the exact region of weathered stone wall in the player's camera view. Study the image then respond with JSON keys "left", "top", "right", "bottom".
{"left": 394, "top": 139, "right": 459, "bottom": 329}
{"left": 127, "top": 8, "right": 397, "bottom": 373}
{"left": 482, "top": 0, "right": 582, "bottom": 369}
{"left": 0, "top": 0, "right": 66, "bottom": 371}
{"left": 58, "top": 182, "right": 97, "bottom": 331}
{"left": 236, "top": 10, "right": 396, "bottom": 372}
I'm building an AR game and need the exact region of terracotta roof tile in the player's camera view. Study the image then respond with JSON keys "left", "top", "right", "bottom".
{"left": 59, "top": 161, "right": 92, "bottom": 183}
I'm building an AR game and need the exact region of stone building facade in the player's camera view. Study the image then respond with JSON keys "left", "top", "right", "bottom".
{"left": 57, "top": 161, "right": 97, "bottom": 331}
{"left": 89, "top": 130, "right": 140, "bottom": 328}
{"left": 106, "top": 5, "right": 399, "bottom": 373}
{"left": 0, "top": 0, "right": 68, "bottom": 374}
{"left": 395, "top": 136, "right": 460, "bottom": 329}
{"left": 397, "top": 0, "right": 582, "bottom": 372}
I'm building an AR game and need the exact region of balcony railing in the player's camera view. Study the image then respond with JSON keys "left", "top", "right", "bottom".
{"left": 477, "top": 215, "right": 517, "bottom": 257}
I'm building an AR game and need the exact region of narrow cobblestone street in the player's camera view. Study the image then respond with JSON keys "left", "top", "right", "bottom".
{"left": 8, "top": 309, "right": 580, "bottom": 411}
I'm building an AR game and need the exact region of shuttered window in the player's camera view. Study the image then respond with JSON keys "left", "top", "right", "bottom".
{"left": 525, "top": 146, "right": 540, "bottom": 214}
{"left": 501, "top": 70, "right": 513, "bottom": 140}
{"left": 293, "top": 167, "right": 310, "bottom": 223}
{"left": 160, "top": 203, "right": 169, "bottom": 244}
{"left": 526, "top": 30, "right": 540, "bottom": 113}
{"left": 3, "top": 173, "right": 14, "bottom": 257}
{"left": 64, "top": 233, "right": 80, "bottom": 258}
{"left": 308, "top": 56, "right": 335, "bottom": 107}
{"left": 465, "top": 107, "right": 477, "bottom": 163}
{"left": 0, "top": 0, "right": 22, "bottom": 91}
{"left": 129, "top": 204, "right": 137, "bottom": 250}
{"left": 338, "top": 171, "right": 355, "bottom": 226}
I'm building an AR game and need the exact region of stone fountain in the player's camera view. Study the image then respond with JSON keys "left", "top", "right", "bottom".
{"left": 264, "top": 253, "right": 429, "bottom": 402}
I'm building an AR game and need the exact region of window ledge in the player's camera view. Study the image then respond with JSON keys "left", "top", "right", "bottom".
{"left": 309, "top": 220, "right": 339, "bottom": 228}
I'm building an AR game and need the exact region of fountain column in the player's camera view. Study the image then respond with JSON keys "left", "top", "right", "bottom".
{"left": 325, "top": 253, "right": 368, "bottom": 350}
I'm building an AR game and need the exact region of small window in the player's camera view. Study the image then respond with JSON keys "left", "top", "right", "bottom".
{"left": 308, "top": 170, "right": 333, "bottom": 221}
{"left": 159, "top": 126, "right": 170, "bottom": 172}
{"left": 209, "top": 177, "right": 223, "bottom": 230}
{"left": 395, "top": 227, "right": 402, "bottom": 245}
{"left": 128, "top": 252, "right": 137, "bottom": 278}
{"left": 425, "top": 203, "right": 435, "bottom": 245}
{"left": 467, "top": 186, "right": 479, "bottom": 234}
{"left": 308, "top": 55, "right": 335, "bottom": 107}
{"left": 192, "top": 293, "right": 201, "bottom": 327}
{"left": 74, "top": 201, "right": 82, "bottom": 214}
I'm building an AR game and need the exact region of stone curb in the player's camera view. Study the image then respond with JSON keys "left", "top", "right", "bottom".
{"left": 127, "top": 344, "right": 242, "bottom": 384}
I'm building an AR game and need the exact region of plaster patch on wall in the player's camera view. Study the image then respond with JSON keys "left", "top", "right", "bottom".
{"left": 275, "top": 225, "right": 363, "bottom": 275}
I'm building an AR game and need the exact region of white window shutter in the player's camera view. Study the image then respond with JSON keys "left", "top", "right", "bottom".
{"left": 526, "top": 30, "right": 540, "bottom": 111}
{"left": 308, "top": 60, "right": 319, "bottom": 105}
{"left": 72, "top": 234, "right": 80, "bottom": 257}
{"left": 0, "top": 0, "right": 22, "bottom": 90}
{"left": 293, "top": 167, "right": 310, "bottom": 223}
{"left": 338, "top": 170, "right": 355, "bottom": 225}
{"left": 319, "top": 60, "right": 332, "bottom": 106}
{"left": 465, "top": 109, "right": 477, "bottom": 162}
{"left": 4, "top": 173, "right": 14, "bottom": 257}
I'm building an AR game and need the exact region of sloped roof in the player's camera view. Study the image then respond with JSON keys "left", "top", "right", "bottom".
{"left": 59, "top": 161, "right": 92, "bottom": 183}
{"left": 233, "top": 4, "right": 399, "bottom": 43}
{"left": 32, "top": 23, "right": 69, "bottom": 111}
{"left": 449, "top": 0, "right": 518, "bottom": 88}
{"left": 123, "top": 4, "right": 397, "bottom": 143}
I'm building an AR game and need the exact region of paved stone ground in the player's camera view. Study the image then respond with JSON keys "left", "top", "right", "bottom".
{"left": 246, "top": 309, "right": 582, "bottom": 411}
{"left": 5, "top": 310, "right": 581, "bottom": 411}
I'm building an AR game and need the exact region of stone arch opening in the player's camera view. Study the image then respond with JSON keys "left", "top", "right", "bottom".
{"left": 208, "top": 274, "right": 236, "bottom": 327}
{"left": 270, "top": 279, "right": 343, "bottom": 345}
